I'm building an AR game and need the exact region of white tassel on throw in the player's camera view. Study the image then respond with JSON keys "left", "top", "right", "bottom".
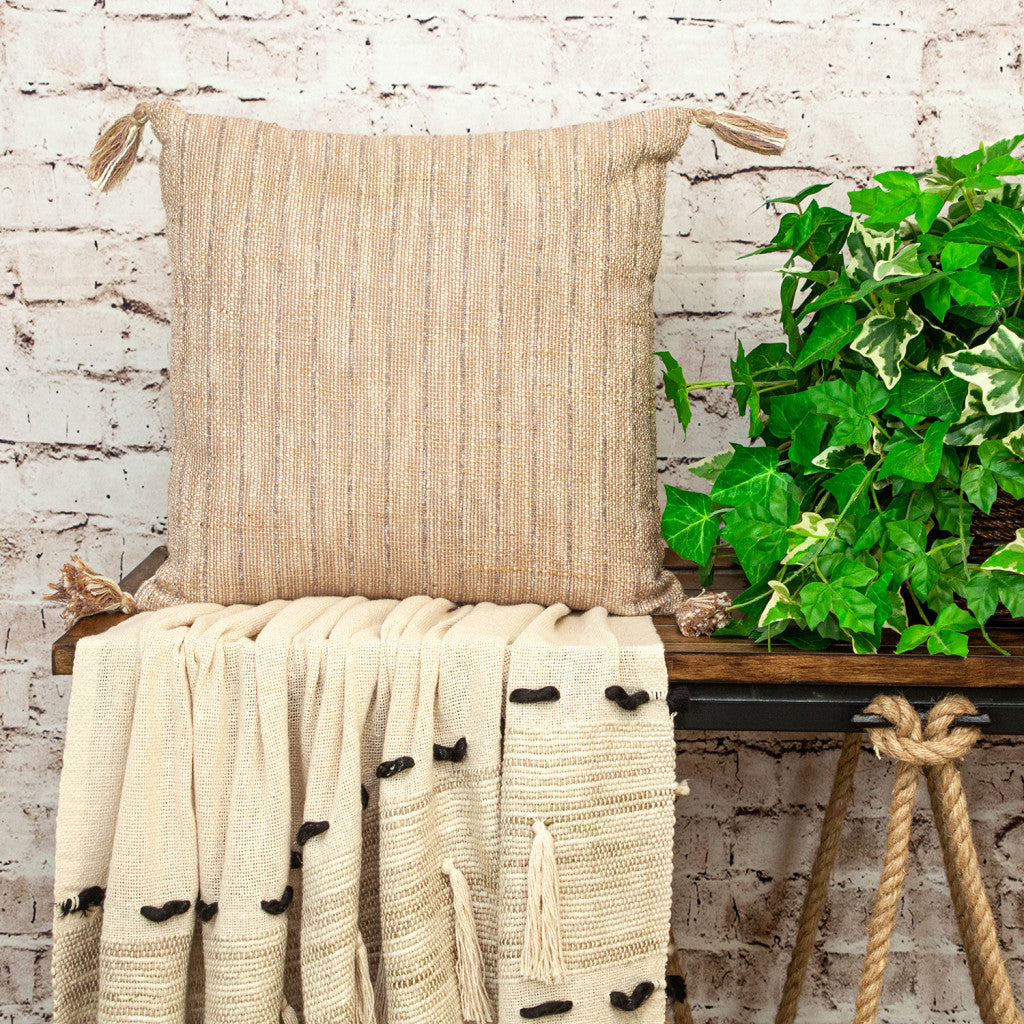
{"left": 521, "top": 818, "right": 565, "bottom": 983}
{"left": 355, "top": 931, "right": 378, "bottom": 1024}
{"left": 279, "top": 997, "right": 299, "bottom": 1024}
{"left": 442, "top": 860, "right": 494, "bottom": 1023}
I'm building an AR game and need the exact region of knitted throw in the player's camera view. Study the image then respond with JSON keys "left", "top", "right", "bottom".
{"left": 85, "top": 100, "right": 783, "bottom": 618}
{"left": 53, "top": 599, "right": 678, "bottom": 1023}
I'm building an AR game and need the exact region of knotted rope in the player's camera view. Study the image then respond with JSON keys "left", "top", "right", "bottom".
{"left": 776, "top": 694, "right": 1022, "bottom": 1024}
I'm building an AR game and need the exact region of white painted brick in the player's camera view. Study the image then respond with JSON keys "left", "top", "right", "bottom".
{"left": 206, "top": 0, "right": 286, "bottom": 17}
{"left": 642, "top": 20, "right": 735, "bottom": 99}
{"left": 367, "top": 18, "right": 467, "bottom": 86}
{"left": 104, "top": 0, "right": 195, "bottom": 14}
{"left": 104, "top": 19, "right": 192, "bottom": 93}
{"left": 11, "top": 232, "right": 105, "bottom": 303}
{"left": 459, "top": 18, "right": 558, "bottom": 90}
{"left": 4, "top": 10, "right": 105, "bottom": 93}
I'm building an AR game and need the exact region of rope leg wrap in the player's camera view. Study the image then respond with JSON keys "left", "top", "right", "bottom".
{"left": 776, "top": 694, "right": 1022, "bottom": 1024}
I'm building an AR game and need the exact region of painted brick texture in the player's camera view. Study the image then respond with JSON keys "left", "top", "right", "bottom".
{"left": 2, "top": 2, "right": 1024, "bottom": 1020}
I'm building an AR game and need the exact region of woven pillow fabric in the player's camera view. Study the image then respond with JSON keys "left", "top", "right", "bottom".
{"left": 121, "top": 101, "right": 703, "bottom": 613}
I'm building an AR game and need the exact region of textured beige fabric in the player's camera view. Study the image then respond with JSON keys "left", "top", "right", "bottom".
{"left": 132, "top": 100, "right": 693, "bottom": 616}
{"left": 54, "top": 600, "right": 677, "bottom": 1023}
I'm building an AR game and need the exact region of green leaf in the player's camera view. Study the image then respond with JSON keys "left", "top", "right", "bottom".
{"left": 940, "top": 242, "right": 987, "bottom": 272}
{"left": 824, "top": 464, "right": 871, "bottom": 517}
{"left": 849, "top": 311, "right": 924, "bottom": 389}
{"left": 793, "top": 304, "right": 857, "bottom": 370}
{"left": 981, "top": 528, "right": 1024, "bottom": 574}
{"left": 720, "top": 502, "right": 788, "bottom": 585}
{"left": 800, "top": 568, "right": 878, "bottom": 633}
{"left": 896, "top": 371, "right": 969, "bottom": 423}
{"left": 894, "top": 623, "right": 932, "bottom": 654}
{"left": 662, "top": 486, "right": 718, "bottom": 565}
{"left": 766, "top": 182, "right": 832, "bottom": 207}
{"left": 947, "top": 269, "right": 997, "bottom": 307}
{"left": 921, "top": 277, "right": 952, "bottom": 323}
{"left": 710, "top": 446, "right": 783, "bottom": 509}
{"left": 877, "top": 419, "right": 949, "bottom": 483}
{"left": 657, "top": 351, "right": 690, "bottom": 432}
{"left": 949, "top": 325, "right": 1024, "bottom": 415}
{"left": 767, "top": 391, "right": 826, "bottom": 468}
{"left": 688, "top": 449, "right": 733, "bottom": 483}
{"left": 757, "top": 580, "right": 804, "bottom": 629}
{"left": 998, "top": 573, "right": 1024, "bottom": 617}
{"left": 915, "top": 192, "right": 945, "bottom": 233}
{"left": 961, "top": 463, "right": 998, "bottom": 512}
{"left": 962, "top": 570, "right": 1000, "bottom": 621}
{"left": 944, "top": 201, "right": 1024, "bottom": 247}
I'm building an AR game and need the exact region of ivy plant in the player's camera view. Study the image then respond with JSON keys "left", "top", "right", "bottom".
{"left": 659, "top": 137, "right": 1024, "bottom": 655}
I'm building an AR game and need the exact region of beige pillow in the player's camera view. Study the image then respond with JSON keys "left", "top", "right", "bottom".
{"left": 88, "top": 100, "right": 783, "bottom": 616}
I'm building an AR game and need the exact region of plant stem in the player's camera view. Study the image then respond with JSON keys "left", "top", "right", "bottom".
{"left": 979, "top": 621, "right": 1010, "bottom": 657}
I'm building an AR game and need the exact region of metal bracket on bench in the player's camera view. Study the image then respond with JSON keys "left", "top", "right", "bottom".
{"left": 670, "top": 682, "right": 1023, "bottom": 735}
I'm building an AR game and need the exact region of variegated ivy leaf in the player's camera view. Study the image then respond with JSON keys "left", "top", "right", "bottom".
{"left": 949, "top": 325, "right": 1024, "bottom": 415}
{"left": 1005, "top": 423, "right": 1024, "bottom": 459}
{"left": 982, "top": 529, "right": 1024, "bottom": 575}
{"left": 872, "top": 242, "right": 927, "bottom": 282}
{"left": 944, "top": 385, "right": 1019, "bottom": 447}
{"left": 845, "top": 221, "right": 897, "bottom": 282}
{"left": 757, "top": 580, "right": 803, "bottom": 629}
{"left": 688, "top": 449, "right": 733, "bottom": 483}
{"left": 850, "top": 311, "right": 924, "bottom": 389}
{"left": 783, "top": 512, "right": 835, "bottom": 565}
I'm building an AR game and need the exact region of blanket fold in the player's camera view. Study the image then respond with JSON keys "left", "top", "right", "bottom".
{"left": 54, "top": 598, "right": 678, "bottom": 1024}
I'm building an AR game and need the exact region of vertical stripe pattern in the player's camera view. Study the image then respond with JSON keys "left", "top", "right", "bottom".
{"left": 138, "top": 102, "right": 694, "bottom": 617}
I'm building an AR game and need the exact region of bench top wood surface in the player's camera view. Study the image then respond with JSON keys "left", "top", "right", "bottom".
{"left": 51, "top": 547, "right": 1024, "bottom": 686}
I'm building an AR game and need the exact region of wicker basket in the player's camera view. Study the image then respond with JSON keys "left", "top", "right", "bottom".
{"left": 971, "top": 491, "right": 1024, "bottom": 562}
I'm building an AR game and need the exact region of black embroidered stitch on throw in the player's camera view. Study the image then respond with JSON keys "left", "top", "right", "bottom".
{"left": 376, "top": 756, "right": 415, "bottom": 778}
{"left": 509, "top": 685, "right": 560, "bottom": 704}
{"left": 361, "top": 783, "right": 369, "bottom": 809}
{"left": 609, "top": 982, "right": 655, "bottom": 1010}
{"left": 604, "top": 685, "right": 650, "bottom": 711}
{"left": 140, "top": 899, "right": 192, "bottom": 923}
{"left": 196, "top": 898, "right": 218, "bottom": 923}
{"left": 59, "top": 884, "right": 105, "bottom": 917}
{"left": 520, "top": 1001, "right": 573, "bottom": 1019}
{"left": 665, "top": 974, "right": 687, "bottom": 1003}
{"left": 291, "top": 850, "right": 303, "bottom": 870}
{"left": 296, "top": 820, "right": 330, "bottom": 846}
{"left": 433, "top": 736, "right": 468, "bottom": 762}
{"left": 666, "top": 688, "right": 689, "bottom": 717}
{"left": 261, "top": 885, "right": 294, "bottom": 915}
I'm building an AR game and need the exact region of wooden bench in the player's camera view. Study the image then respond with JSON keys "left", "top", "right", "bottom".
{"left": 51, "top": 548, "right": 1024, "bottom": 734}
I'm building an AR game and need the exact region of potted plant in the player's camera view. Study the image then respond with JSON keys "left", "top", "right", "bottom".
{"left": 660, "top": 136, "right": 1024, "bottom": 655}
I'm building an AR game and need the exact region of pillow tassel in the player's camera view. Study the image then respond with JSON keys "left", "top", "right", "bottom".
{"left": 442, "top": 860, "right": 494, "bottom": 1023}
{"left": 355, "top": 930, "right": 378, "bottom": 1024}
{"left": 87, "top": 103, "right": 151, "bottom": 192}
{"left": 521, "top": 818, "right": 565, "bottom": 983}
{"left": 279, "top": 997, "right": 300, "bottom": 1024}
{"left": 693, "top": 108, "right": 787, "bottom": 156}
{"left": 44, "top": 555, "right": 138, "bottom": 626}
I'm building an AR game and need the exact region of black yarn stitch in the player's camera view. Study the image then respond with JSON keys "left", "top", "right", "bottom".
{"left": 609, "top": 982, "right": 655, "bottom": 1010}
{"left": 520, "top": 1001, "right": 573, "bottom": 1019}
{"left": 665, "top": 974, "right": 687, "bottom": 1003}
{"left": 376, "top": 756, "right": 415, "bottom": 778}
{"left": 290, "top": 850, "right": 303, "bottom": 870}
{"left": 296, "top": 820, "right": 330, "bottom": 846}
{"left": 261, "top": 885, "right": 294, "bottom": 915}
{"left": 509, "top": 685, "right": 560, "bottom": 704}
{"left": 666, "top": 688, "right": 689, "bottom": 717}
{"left": 604, "top": 685, "right": 650, "bottom": 711}
{"left": 361, "top": 784, "right": 369, "bottom": 809}
{"left": 433, "top": 736, "right": 468, "bottom": 762}
{"left": 59, "top": 884, "right": 105, "bottom": 917}
{"left": 140, "top": 899, "right": 192, "bottom": 923}
{"left": 196, "top": 898, "right": 218, "bottom": 923}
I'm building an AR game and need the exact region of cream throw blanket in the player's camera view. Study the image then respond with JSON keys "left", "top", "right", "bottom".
{"left": 53, "top": 598, "right": 677, "bottom": 1023}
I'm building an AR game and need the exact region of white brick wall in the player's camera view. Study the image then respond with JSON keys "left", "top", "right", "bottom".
{"left": 3, "top": 2, "right": 1024, "bottom": 1018}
